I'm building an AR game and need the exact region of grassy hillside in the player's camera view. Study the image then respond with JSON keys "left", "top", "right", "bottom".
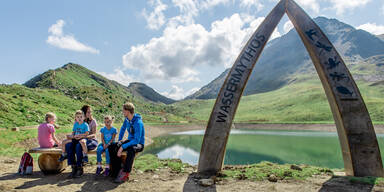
{"left": 175, "top": 77, "right": 384, "bottom": 124}
{"left": 0, "top": 63, "right": 190, "bottom": 129}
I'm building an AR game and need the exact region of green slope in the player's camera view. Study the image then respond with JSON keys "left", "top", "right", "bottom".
{"left": 175, "top": 76, "right": 384, "bottom": 124}
{"left": 0, "top": 63, "right": 188, "bottom": 129}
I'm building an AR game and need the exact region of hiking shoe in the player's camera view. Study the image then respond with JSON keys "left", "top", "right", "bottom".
{"left": 96, "top": 167, "right": 103, "bottom": 175}
{"left": 82, "top": 155, "right": 88, "bottom": 163}
{"left": 68, "top": 166, "right": 77, "bottom": 179}
{"left": 74, "top": 167, "right": 84, "bottom": 178}
{"left": 58, "top": 154, "right": 67, "bottom": 162}
{"left": 114, "top": 170, "right": 129, "bottom": 183}
{"left": 103, "top": 168, "right": 110, "bottom": 176}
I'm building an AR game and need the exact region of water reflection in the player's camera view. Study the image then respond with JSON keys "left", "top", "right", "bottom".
{"left": 144, "top": 129, "right": 384, "bottom": 168}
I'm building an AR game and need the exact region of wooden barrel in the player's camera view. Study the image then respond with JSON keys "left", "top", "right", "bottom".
{"left": 38, "top": 154, "right": 66, "bottom": 174}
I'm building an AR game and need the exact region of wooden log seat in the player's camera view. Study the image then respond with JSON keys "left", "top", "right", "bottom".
{"left": 28, "top": 147, "right": 128, "bottom": 174}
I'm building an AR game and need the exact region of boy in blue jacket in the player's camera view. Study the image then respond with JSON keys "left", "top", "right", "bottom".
{"left": 114, "top": 102, "right": 145, "bottom": 183}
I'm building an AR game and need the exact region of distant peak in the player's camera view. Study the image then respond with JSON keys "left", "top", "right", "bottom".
{"left": 61, "top": 63, "right": 84, "bottom": 70}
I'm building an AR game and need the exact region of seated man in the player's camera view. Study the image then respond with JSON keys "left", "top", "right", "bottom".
{"left": 114, "top": 102, "right": 145, "bottom": 183}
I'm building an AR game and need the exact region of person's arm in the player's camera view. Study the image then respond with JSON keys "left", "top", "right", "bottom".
{"left": 52, "top": 132, "right": 60, "bottom": 146}
{"left": 118, "top": 119, "right": 127, "bottom": 141}
{"left": 110, "top": 133, "right": 116, "bottom": 145}
{"left": 122, "top": 123, "right": 142, "bottom": 149}
{"left": 87, "top": 120, "right": 97, "bottom": 139}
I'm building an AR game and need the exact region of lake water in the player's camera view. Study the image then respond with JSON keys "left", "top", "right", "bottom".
{"left": 144, "top": 129, "right": 384, "bottom": 168}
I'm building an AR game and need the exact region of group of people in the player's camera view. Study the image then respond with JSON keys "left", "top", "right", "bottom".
{"left": 37, "top": 102, "right": 145, "bottom": 183}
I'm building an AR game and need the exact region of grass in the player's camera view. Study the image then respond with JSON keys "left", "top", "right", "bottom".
{"left": 134, "top": 154, "right": 190, "bottom": 173}
{"left": 175, "top": 78, "right": 384, "bottom": 124}
{"left": 347, "top": 176, "right": 384, "bottom": 185}
{"left": 220, "top": 162, "right": 333, "bottom": 181}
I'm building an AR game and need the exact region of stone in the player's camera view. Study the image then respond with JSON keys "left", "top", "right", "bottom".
{"left": 290, "top": 164, "right": 302, "bottom": 171}
{"left": 3, "top": 159, "right": 16, "bottom": 164}
{"left": 198, "top": 178, "right": 214, "bottom": 186}
{"left": 268, "top": 174, "right": 278, "bottom": 182}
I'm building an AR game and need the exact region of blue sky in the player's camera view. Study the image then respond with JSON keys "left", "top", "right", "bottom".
{"left": 1, "top": 0, "right": 384, "bottom": 100}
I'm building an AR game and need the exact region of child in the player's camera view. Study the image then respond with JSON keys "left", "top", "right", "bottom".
{"left": 96, "top": 115, "right": 117, "bottom": 176}
{"left": 38, "top": 112, "right": 60, "bottom": 148}
{"left": 59, "top": 110, "right": 90, "bottom": 163}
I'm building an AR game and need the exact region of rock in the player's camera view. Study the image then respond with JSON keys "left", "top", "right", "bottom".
{"left": 268, "top": 174, "right": 278, "bottom": 182}
{"left": 3, "top": 159, "right": 16, "bottom": 164}
{"left": 290, "top": 164, "right": 303, "bottom": 171}
{"left": 152, "top": 175, "right": 159, "bottom": 179}
{"left": 12, "top": 127, "right": 20, "bottom": 132}
{"left": 198, "top": 178, "right": 214, "bottom": 186}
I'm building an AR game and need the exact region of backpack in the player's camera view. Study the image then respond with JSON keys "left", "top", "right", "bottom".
{"left": 18, "top": 152, "right": 33, "bottom": 175}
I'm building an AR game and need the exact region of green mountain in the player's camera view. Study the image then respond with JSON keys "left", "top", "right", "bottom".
{"left": 186, "top": 17, "right": 384, "bottom": 99}
{"left": 176, "top": 78, "right": 384, "bottom": 124}
{"left": 127, "top": 82, "right": 175, "bottom": 104}
{"left": 0, "top": 63, "right": 187, "bottom": 128}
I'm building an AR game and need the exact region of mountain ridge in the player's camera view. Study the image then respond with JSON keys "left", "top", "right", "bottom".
{"left": 186, "top": 16, "right": 384, "bottom": 100}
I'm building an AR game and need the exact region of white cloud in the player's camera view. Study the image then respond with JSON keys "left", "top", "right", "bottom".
{"left": 283, "top": 20, "right": 294, "bottom": 34}
{"left": 46, "top": 20, "right": 99, "bottom": 54}
{"left": 97, "top": 69, "right": 133, "bottom": 86}
{"left": 161, "top": 85, "right": 200, "bottom": 100}
{"left": 268, "top": 0, "right": 319, "bottom": 13}
{"left": 200, "top": 0, "right": 231, "bottom": 9}
{"left": 357, "top": 23, "right": 384, "bottom": 35}
{"left": 327, "top": 0, "right": 371, "bottom": 15}
{"left": 239, "top": 0, "right": 263, "bottom": 10}
{"left": 142, "top": 0, "right": 168, "bottom": 30}
{"left": 122, "top": 14, "right": 280, "bottom": 84}
{"left": 296, "top": 0, "right": 320, "bottom": 13}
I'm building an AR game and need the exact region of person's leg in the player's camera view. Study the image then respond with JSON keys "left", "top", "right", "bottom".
{"left": 79, "top": 139, "right": 88, "bottom": 153}
{"left": 74, "top": 142, "right": 84, "bottom": 178}
{"left": 75, "top": 142, "right": 83, "bottom": 167}
{"left": 96, "top": 144, "right": 104, "bottom": 175}
{"left": 96, "top": 144, "right": 104, "bottom": 164}
{"left": 65, "top": 142, "right": 74, "bottom": 166}
{"left": 123, "top": 146, "right": 136, "bottom": 173}
{"left": 64, "top": 142, "right": 77, "bottom": 178}
{"left": 59, "top": 140, "right": 71, "bottom": 162}
{"left": 105, "top": 148, "right": 110, "bottom": 166}
{"left": 102, "top": 148, "right": 111, "bottom": 176}
{"left": 86, "top": 139, "right": 98, "bottom": 151}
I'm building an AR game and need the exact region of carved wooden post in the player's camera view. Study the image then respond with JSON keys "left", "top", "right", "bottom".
{"left": 285, "top": 0, "right": 383, "bottom": 176}
{"left": 197, "top": 0, "right": 286, "bottom": 175}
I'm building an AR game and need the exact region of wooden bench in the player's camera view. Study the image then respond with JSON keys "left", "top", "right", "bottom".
{"left": 29, "top": 147, "right": 128, "bottom": 174}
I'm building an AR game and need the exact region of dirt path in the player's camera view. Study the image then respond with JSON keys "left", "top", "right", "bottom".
{"left": 1, "top": 155, "right": 384, "bottom": 192}
{"left": 2, "top": 124, "right": 384, "bottom": 191}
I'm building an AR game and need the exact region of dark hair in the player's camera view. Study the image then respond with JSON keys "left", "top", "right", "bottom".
{"left": 123, "top": 102, "right": 135, "bottom": 114}
{"left": 81, "top": 104, "right": 93, "bottom": 124}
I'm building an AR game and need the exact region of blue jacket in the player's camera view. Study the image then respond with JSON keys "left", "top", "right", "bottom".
{"left": 118, "top": 113, "right": 145, "bottom": 149}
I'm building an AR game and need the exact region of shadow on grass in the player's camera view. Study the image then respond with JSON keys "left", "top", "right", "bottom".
{"left": 183, "top": 172, "right": 217, "bottom": 192}
{"left": 0, "top": 170, "right": 122, "bottom": 192}
{"left": 319, "top": 176, "right": 377, "bottom": 192}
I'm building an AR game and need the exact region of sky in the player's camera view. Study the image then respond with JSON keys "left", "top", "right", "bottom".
{"left": 1, "top": 0, "right": 384, "bottom": 100}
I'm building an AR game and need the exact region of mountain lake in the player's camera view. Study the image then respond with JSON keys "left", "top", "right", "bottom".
{"left": 144, "top": 129, "right": 384, "bottom": 168}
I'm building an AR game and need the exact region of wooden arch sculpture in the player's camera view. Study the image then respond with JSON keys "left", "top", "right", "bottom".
{"left": 198, "top": 0, "right": 384, "bottom": 177}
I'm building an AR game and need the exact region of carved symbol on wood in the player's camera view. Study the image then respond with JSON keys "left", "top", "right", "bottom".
{"left": 305, "top": 29, "right": 317, "bottom": 41}
{"left": 336, "top": 86, "right": 354, "bottom": 96}
{"left": 330, "top": 72, "right": 349, "bottom": 82}
{"left": 315, "top": 41, "right": 332, "bottom": 55}
{"left": 325, "top": 57, "right": 341, "bottom": 70}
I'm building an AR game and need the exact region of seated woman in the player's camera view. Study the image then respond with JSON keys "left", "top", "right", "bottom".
{"left": 65, "top": 105, "right": 98, "bottom": 178}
